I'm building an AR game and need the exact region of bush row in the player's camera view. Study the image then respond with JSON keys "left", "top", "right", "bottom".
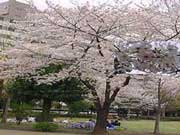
{"left": 32, "top": 122, "right": 58, "bottom": 132}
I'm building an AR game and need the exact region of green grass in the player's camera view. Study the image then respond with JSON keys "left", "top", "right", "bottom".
{"left": 0, "top": 119, "right": 180, "bottom": 135}
{"left": 56, "top": 117, "right": 180, "bottom": 134}
{"left": 120, "top": 120, "right": 180, "bottom": 134}
{"left": 0, "top": 130, "right": 80, "bottom": 135}
{"left": 0, "top": 122, "right": 90, "bottom": 134}
{"left": 55, "top": 117, "right": 180, "bottom": 134}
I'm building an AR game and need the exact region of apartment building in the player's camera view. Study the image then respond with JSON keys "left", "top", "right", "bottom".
{"left": 0, "top": 0, "right": 30, "bottom": 49}
{"left": 0, "top": 0, "right": 31, "bottom": 20}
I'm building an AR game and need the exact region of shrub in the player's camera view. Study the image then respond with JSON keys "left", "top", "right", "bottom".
{"left": 161, "top": 117, "right": 180, "bottom": 121}
{"left": 32, "top": 122, "right": 58, "bottom": 132}
{"left": 67, "top": 100, "right": 92, "bottom": 115}
{"left": 11, "top": 103, "right": 32, "bottom": 125}
{"left": 35, "top": 113, "right": 53, "bottom": 122}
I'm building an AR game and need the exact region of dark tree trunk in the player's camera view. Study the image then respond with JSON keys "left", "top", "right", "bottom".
{"left": 162, "top": 107, "right": 166, "bottom": 118}
{"left": 1, "top": 98, "right": 10, "bottom": 124}
{"left": 127, "top": 108, "right": 130, "bottom": 119}
{"left": 0, "top": 80, "right": 3, "bottom": 96}
{"left": 154, "top": 110, "right": 160, "bottom": 135}
{"left": 92, "top": 76, "right": 130, "bottom": 135}
{"left": 147, "top": 110, "right": 150, "bottom": 117}
{"left": 42, "top": 98, "right": 52, "bottom": 122}
{"left": 80, "top": 75, "right": 130, "bottom": 135}
{"left": 154, "top": 78, "right": 161, "bottom": 135}
{"left": 136, "top": 110, "right": 140, "bottom": 119}
{"left": 93, "top": 104, "right": 109, "bottom": 135}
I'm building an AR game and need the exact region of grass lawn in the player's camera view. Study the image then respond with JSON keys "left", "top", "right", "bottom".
{"left": 0, "top": 122, "right": 90, "bottom": 134}
{"left": 56, "top": 118, "right": 180, "bottom": 134}
{"left": 0, "top": 119, "right": 179, "bottom": 135}
{"left": 0, "top": 130, "right": 79, "bottom": 135}
{"left": 120, "top": 120, "right": 180, "bottom": 134}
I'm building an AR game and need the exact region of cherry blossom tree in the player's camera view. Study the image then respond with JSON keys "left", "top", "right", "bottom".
{"left": 1, "top": 0, "right": 180, "bottom": 134}
{"left": 138, "top": 75, "right": 180, "bottom": 134}
{"left": 19, "top": 2, "right": 180, "bottom": 135}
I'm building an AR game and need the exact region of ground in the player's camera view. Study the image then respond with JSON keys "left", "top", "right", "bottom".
{"left": 121, "top": 120, "right": 180, "bottom": 134}
{"left": 56, "top": 118, "right": 180, "bottom": 134}
{"left": 0, "top": 130, "right": 77, "bottom": 135}
{"left": 0, "top": 129, "right": 179, "bottom": 135}
{"left": 0, "top": 119, "right": 180, "bottom": 135}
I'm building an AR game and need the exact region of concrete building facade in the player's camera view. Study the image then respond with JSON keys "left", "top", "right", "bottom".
{"left": 0, "top": 0, "right": 30, "bottom": 48}
{"left": 0, "top": 0, "right": 30, "bottom": 21}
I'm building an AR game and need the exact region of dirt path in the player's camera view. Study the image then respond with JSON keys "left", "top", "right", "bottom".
{"left": 0, "top": 130, "right": 79, "bottom": 135}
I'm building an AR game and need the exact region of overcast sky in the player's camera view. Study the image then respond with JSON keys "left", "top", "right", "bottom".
{"left": 0, "top": 0, "right": 148, "bottom": 10}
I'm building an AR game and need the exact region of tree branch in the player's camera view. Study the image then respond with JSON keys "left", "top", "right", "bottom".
{"left": 109, "top": 76, "right": 131, "bottom": 104}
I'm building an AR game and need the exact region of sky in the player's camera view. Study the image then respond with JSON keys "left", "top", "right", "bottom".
{"left": 0, "top": 0, "right": 148, "bottom": 10}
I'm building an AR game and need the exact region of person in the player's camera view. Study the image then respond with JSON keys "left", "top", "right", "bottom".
{"left": 106, "top": 120, "right": 114, "bottom": 130}
{"left": 86, "top": 119, "right": 95, "bottom": 129}
{"left": 112, "top": 120, "right": 121, "bottom": 126}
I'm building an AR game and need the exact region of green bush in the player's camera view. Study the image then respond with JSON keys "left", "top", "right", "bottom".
{"left": 35, "top": 113, "right": 54, "bottom": 122}
{"left": 32, "top": 122, "right": 58, "bottom": 132}
{"left": 68, "top": 100, "right": 92, "bottom": 115}
{"left": 11, "top": 103, "right": 32, "bottom": 125}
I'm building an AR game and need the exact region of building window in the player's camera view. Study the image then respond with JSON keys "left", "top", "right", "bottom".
{"left": 0, "top": 17, "right": 4, "bottom": 21}
{"left": 8, "top": 27, "right": 15, "bottom": 32}
{"left": 4, "top": 6, "right": 8, "bottom": 9}
{"left": 10, "top": 19, "right": 14, "bottom": 23}
{"left": 16, "top": 7, "right": 22, "bottom": 11}
{"left": 0, "top": 25, "right": 2, "bottom": 29}
{"left": 15, "top": 15, "right": 21, "bottom": 19}
{"left": 5, "top": 35, "right": 11, "bottom": 39}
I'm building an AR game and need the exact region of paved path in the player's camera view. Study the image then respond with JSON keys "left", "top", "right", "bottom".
{"left": 0, "top": 130, "right": 79, "bottom": 135}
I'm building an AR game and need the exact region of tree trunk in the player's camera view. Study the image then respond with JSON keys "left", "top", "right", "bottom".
{"left": 92, "top": 76, "right": 130, "bottom": 135}
{"left": 0, "top": 80, "right": 3, "bottom": 97}
{"left": 154, "top": 78, "right": 161, "bottom": 135}
{"left": 154, "top": 110, "right": 160, "bottom": 135}
{"left": 80, "top": 75, "right": 130, "bottom": 135}
{"left": 42, "top": 98, "right": 52, "bottom": 122}
{"left": 147, "top": 110, "right": 150, "bottom": 117}
{"left": 93, "top": 106, "right": 109, "bottom": 135}
{"left": 136, "top": 110, "right": 140, "bottom": 119}
{"left": 162, "top": 107, "right": 166, "bottom": 118}
{"left": 1, "top": 98, "right": 10, "bottom": 124}
{"left": 127, "top": 108, "right": 130, "bottom": 119}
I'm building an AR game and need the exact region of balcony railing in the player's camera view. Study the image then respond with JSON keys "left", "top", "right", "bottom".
{"left": 0, "top": 20, "right": 22, "bottom": 48}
